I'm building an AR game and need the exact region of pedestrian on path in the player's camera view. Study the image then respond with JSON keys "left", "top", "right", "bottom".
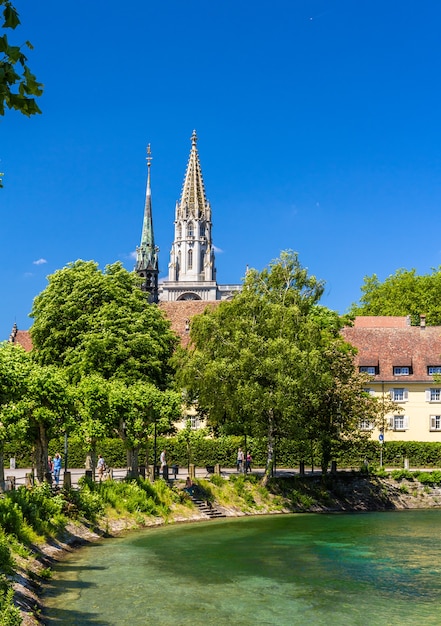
{"left": 237, "top": 447, "right": 244, "bottom": 472}
{"left": 53, "top": 453, "right": 62, "bottom": 487}
{"left": 97, "top": 455, "right": 106, "bottom": 481}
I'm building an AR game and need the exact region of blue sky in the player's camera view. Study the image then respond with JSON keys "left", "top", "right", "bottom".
{"left": 2, "top": 0, "right": 441, "bottom": 339}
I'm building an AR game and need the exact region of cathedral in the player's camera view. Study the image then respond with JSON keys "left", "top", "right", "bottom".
{"left": 135, "top": 130, "right": 241, "bottom": 304}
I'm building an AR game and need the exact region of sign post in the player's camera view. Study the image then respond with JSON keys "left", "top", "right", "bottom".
{"left": 379, "top": 433, "right": 384, "bottom": 468}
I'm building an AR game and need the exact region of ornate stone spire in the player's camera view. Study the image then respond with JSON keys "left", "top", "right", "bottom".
{"left": 166, "top": 131, "right": 216, "bottom": 293}
{"left": 135, "top": 144, "right": 159, "bottom": 303}
{"left": 177, "top": 130, "right": 209, "bottom": 220}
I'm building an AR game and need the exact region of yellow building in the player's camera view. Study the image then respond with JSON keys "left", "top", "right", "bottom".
{"left": 342, "top": 316, "right": 441, "bottom": 443}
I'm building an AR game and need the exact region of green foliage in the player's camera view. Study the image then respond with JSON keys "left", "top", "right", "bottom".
{"left": 0, "top": 531, "right": 14, "bottom": 574}
{"left": 390, "top": 469, "right": 414, "bottom": 482}
{"left": 0, "top": 0, "right": 43, "bottom": 117}
{"left": 0, "top": 585, "right": 21, "bottom": 626}
{"left": 7, "top": 483, "right": 65, "bottom": 537}
{"left": 175, "top": 251, "right": 381, "bottom": 477}
{"left": 30, "top": 261, "right": 177, "bottom": 387}
{"left": 351, "top": 267, "right": 441, "bottom": 325}
{"left": 413, "top": 470, "right": 441, "bottom": 486}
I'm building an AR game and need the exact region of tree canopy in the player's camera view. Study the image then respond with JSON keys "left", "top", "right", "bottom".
{"left": 350, "top": 267, "right": 441, "bottom": 325}
{"left": 175, "top": 251, "right": 380, "bottom": 479}
{"left": 0, "top": 1, "right": 42, "bottom": 117}
{"left": 30, "top": 260, "right": 178, "bottom": 387}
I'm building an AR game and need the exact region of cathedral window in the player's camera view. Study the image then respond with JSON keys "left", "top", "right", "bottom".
{"left": 188, "top": 249, "right": 193, "bottom": 269}
{"left": 200, "top": 223, "right": 205, "bottom": 237}
{"left": 188, "top": 222, "right": 194, "bottom": 237}
{"left": 177, "top": 224, "right": 182, "bottom": 239}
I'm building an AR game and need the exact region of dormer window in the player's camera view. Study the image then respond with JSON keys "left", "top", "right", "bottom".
{"left": 359, "top": 366, "right": 377, "bottom": 375}
{"left": 393, "top": 366, "right": 410, "bottom": 376}
{"left": 428, "top": 366, "right": 441, "bottom": 376}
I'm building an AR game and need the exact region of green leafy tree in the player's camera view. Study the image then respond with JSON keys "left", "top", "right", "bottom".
{"left": 350, "top": 268, "right": 441, "bottom": 325}
{"left": 74, "top": 374, "right": 112, "bottom": 479}
{"left": 1, "top": 0, "right": 43, "bottom": 187}
{"left": 108, "top": 380, "right": 181, "bottom": 475}
{"left": 30, "top": 260, "right": 179, "bottom": 475}
{"left": 0, "top": 0, "right": 42, "bottom": 116}
{"left": 0, "top": 342, "right": 31, "bottom": 486}
{"left": 0, "top": 350, "right": 73, "bottom": 482}
{"left": 176, "top": 251, "right": 381, "bottom": 480}
{"left": 30, "top": 260, "right": 178, "bottom": 386}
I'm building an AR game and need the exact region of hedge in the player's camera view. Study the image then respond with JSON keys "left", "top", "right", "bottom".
{"left": 4, "top": 437, "right": 441, "bottom": 470}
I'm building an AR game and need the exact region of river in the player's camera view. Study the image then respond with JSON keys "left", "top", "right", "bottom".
{"left": 43, "top": 510, "right": 441, "bottom": 625}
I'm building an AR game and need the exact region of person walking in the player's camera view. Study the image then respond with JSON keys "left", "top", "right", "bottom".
{"left": 97, "top": 455, "right": 106, "bottom": 481}
{"left": 53, "top": 452, "right": 62, "bottom": 487}
{"left": 245, "top": 451, "right": 252, "bottom": 473}
{"left": 237, "top": 447, "right": 244, "bottom": 473}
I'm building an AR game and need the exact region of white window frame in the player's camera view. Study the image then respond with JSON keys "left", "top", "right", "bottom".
{"left": 190, "top": 415, "right": 200, "bottom": 430}
{"left": 388, "top": 415, "right": 409, "bottom": 431}
{"left": 430, "top": 415, "right": 441, "bottom": 431}
{"left": 426, "top": 389, "right": 441, "bottom": 403}
{"left": 359, "top": 418, "right": 374, "bottom": 431}
{"left": 428, "top": 366, "right": 441, "bottom": 376}
{"left": 360, "top": 366, "right": 377, "bottom": 375}
{"left": 390, "top": 388, "right": 408, "bottom": 402}
{"left": 393, "top": 366, "right": 410, "bottom": 376}
{"left": 364, "top": 388, "right": 376, "bottom": 396}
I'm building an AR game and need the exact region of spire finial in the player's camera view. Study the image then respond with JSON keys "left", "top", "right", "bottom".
{"left": 146, "top": 143, "right": 152, "bottom": 167}
{"left": 191, "top": 129, "right": 197, "bottom": 146}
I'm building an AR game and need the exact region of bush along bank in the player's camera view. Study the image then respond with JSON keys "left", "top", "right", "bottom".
{"left": 3, "top": 469, "right": 441, "bottom": 624}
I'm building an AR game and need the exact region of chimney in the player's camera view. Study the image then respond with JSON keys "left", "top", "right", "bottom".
{"left": 420, "top": 314, "right": 426, "bottom": 329}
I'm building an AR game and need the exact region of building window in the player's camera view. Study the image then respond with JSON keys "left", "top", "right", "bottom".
{"left": 430, "top": 415, "right": 441, "bottom": 431}
{"left": 177, "top": 224, "right": 182, "bottom": 239}
{"left": 359, "top": 366, "right": 377, "bottom": 375}
{"left": 200, "top": 223, "right": 205, "bottom": 237}
{"left": 187, "top": 222, "right": 194, "bottom": 237}
{"left": 390, "top": 415, "right": 409, "bottom": 431}
{"left": 428, "top": 366, "right": 441, "bottom": 376}
{"left": 390, "top": 388, "right": 408, "bottom": 402}
{"left": 426, "top": 389, "right": 441, "bottom": 402}
{"left": 190, "top": 415, "right": 200, "bottom": 430}
{"left": 393, "top": 366, "right": 410, "bottom": 376}
{"left": 359, "top": 419, "right": 374, "bottom": 431}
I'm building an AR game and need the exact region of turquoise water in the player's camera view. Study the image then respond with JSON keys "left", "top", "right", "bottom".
{"left": 44, "top": 510, "right": 441, "bottom": 625}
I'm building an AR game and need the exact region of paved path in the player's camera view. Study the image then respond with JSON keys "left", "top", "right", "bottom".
{"left": 2, "top": 465, "right": 321, "bottom": 489}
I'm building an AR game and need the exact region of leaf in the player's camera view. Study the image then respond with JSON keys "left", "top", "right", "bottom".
{"left": 3, "top": 4, "right": 20, "bottom": 30}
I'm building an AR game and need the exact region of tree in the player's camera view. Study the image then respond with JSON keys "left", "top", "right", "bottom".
{"left": 0, "top": 1, "right": 42, "bottom": 117}
{"left": 350, "top": 267, "right": 441, "bottom": 325}
{"left": 0, "top": 343, "right": 73, "bottom": 482}
{"left": 1, "top": 0, "right": 43, "bottom": 187}
{"left": 108, "top": 380, "right": 181, "bottom": 476}
{"left": 0, "top": 341, "right": 31, "bottom": 487}
{"left": 176, "top": 251, "right": 379, "bottom": 480}
{"left": 30, "top": 260, "right": 179, "bottom": 476}
{"left": 30, "top": 260, "right": 178, "bottom": 387}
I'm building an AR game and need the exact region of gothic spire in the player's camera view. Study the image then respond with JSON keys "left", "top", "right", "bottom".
{"left": 178, "top": 130, "right": 209, "bottom": 219}
{"left": 135, "top": 144, "right": 159, "bottom": 303}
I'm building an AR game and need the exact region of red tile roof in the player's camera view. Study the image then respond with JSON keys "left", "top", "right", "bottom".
{"left": 342, "top": 321, "right": 441, "bottom": 383}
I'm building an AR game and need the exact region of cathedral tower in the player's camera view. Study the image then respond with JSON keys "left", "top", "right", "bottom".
{"left": 160, "top": 130, "right": 218, "bottom": 301}
{"left": 135, "top": 145, "right": 159, "bottom": 303}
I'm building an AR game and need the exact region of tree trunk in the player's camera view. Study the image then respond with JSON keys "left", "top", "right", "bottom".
{"left": 0, "top": 441, "right": 4, "bottom": 491}
{"left": 34, "top": 422, "right": 49, "bottom": 483}
{"left": 126, "top": 446, "right": 139, "bottom": 478}
{"left": 320, "top": 436, "right": 332, "bottom": 475}
{"left": 262, "top": 409, "right": 275, "bottom": 486}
